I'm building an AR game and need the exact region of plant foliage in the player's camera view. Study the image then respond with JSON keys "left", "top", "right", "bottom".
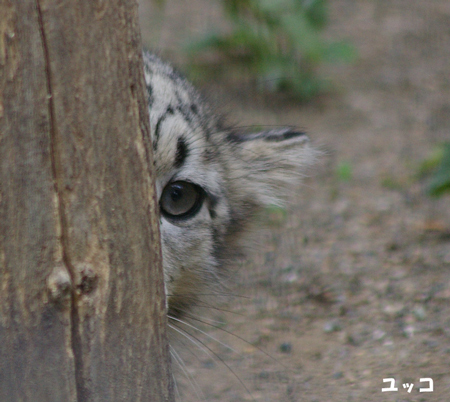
{"left": 427, "top": 143, "right": 450, "bottom": 197}
{"left": 186, "top": 0, "right": 355, "bottom": 100}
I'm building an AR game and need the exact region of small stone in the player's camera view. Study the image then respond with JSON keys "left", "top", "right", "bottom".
{"left": 323, "top": 320, "right": 342, "bottom": 333}
{"left": 347, "top": 333, "right": 362, "bottom": 346}
{"left": 258, "top": 371, "right": 270, "bottom": 380}
{"left": 279, "top": 342, "right": 292, "bottom": 354}
{"left": 283, "top": 272, "right": 299, "bottom": 283}
{"left": 412, "top": 305, "right": 427, "bottom": 321}
{"left": 383, "top": 303, "right": 404, "bottom": 317}
{"left": 372, "top": 329, "right": 386, "bottom": 341}
{"left": 423, "top": 339, "right": 439, "bottom": 349}
{"left": 403, "top": 325, "right": 415, "bottom": 338}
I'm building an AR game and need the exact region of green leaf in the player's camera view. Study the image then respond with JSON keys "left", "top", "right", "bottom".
{"left": 324, "top": 41, "right": 357, "bottom": 63}
{"left": 150, "top": 0, "right": 166, "bottom": 7}
{"left": 417, "top": 145, "right": 446, "bottom": 177}
{"left": 185, "top": 32, "right": 228, "bottom": 54}
{"left": 281, "top": 13, "right": 324, "bottom": 62}
{"left": 224, "top": 0, "right": 252, "bottom": 17}
{"left": 256, "top": 0, "right": 292, "bottom": 15}
{"left": 428, "top": 143, "right": 450, "bottom": 197}
{"left": 336, "top": 161, "right": 353, "bottom": 181}
{"left": 303, "top": 0, "right": 328, "bottom": 29}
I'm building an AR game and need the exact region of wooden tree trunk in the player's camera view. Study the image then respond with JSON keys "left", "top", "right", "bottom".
{"left": 0, "top": 1, "right": 174, "bottom": 401}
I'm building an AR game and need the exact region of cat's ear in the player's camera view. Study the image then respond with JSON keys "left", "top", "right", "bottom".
{"left": 229, "top": 128, "right": 319, "bottom": 207}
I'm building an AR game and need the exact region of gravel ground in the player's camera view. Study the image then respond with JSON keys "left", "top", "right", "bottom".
{"left": 140, "top": 1, "right": 450, "bottom": 400}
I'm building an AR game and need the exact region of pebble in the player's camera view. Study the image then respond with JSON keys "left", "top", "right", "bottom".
{"left": 333, "top": 371, "right": 344, "bottom": 379}
{"left": 372, "top": 329, "right": 386, "bottom": 341}
{"left": 382, "top": 303, "right": 404, "bottom": 317}
{"left": 324, "top": 320, "right": 342, "bottom": 333}
{"left": 279, "top": 342, "right": 292, "bottom": 354}
{"left": 403, "top": 325, "right": 415, "bottom": 338}
{"left": 412, "top": 305, "right": 427, "bottom": 321}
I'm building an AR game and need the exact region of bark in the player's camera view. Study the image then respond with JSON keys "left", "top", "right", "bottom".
{"left": 0, "top": 1, "right": 173, "bottom": 401}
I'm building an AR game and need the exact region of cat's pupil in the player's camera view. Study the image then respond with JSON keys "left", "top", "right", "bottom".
{"left": 170, "top": 186, "right": 183, "bottom": 202}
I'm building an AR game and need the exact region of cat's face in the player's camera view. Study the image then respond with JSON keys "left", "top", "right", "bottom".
{"left": 144, "top": 52, "right": 317, "bottom": 319}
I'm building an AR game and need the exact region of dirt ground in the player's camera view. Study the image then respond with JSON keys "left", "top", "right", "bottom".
{"left": 139, "top": 1, "right": 450, "bottom": 401}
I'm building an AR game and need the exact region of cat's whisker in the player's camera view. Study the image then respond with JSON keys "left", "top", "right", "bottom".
{"left": 169, "top": 315, "right": 237, "bottom": 354}
{"left": 183, "top": 313, "right": 289, "bottom": 370}
{"left": 170, "top": 345, "right": 205, "bottom": 402}
{"left": 169, "top": 323, "right": 256, "bottom": 402}
{"left": 168, "top": 324, "right": 211, "bottom": 358}
{"left": 172, "top": 372, "right": 181, "bottom": 402}
{"left": 183, "top": 311, "right": 227, "bottom": 326}
{"left": 167, "top": 292, "right": 251, "bottom": 299}
{"left": 171, "top": 301, "right": 245, "bottom": 317}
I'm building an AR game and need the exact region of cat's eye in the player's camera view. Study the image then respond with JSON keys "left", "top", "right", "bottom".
{"left": 160, "top": 181, "right": 204, "bottom": 220}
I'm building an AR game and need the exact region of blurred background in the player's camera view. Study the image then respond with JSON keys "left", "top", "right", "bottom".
{"left": 139, "top": 1, "right": 450, "bottom": 400}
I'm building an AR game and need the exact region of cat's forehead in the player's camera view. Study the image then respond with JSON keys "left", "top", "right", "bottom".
{"left": 143, "top": 52, "right": 224, "bottom": 195}
{"left": 143, "top": 51, "right": 204, "bottom": 124}
{"left": 150, "top": 110, "right": 211, "bottom": 182}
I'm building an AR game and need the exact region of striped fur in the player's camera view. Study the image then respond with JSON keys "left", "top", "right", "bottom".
{"left": 143, "top": 52, "right": 318, "bottom": 318}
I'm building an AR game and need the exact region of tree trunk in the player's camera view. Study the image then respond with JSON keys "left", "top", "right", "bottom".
{"left": 0, "top": 1, "right": 174, "bottom": 401}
